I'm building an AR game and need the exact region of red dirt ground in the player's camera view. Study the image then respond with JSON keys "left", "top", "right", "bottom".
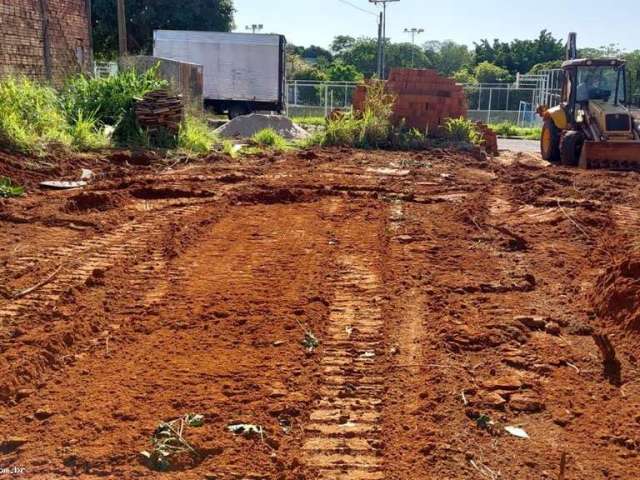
{"left": 1, "top": 146, "right": 640, "bottom": 479}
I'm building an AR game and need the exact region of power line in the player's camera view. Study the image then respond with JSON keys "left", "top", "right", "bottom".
{"left": 337, "top": 0, "right": 377, "bottom": 17}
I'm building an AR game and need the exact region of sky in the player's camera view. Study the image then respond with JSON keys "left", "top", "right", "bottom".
{"left": 233, "top": 0, "right": 638, "bottom": 52}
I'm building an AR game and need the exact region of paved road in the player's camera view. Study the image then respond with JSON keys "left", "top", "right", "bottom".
{"left": 499, "top": 138, "right": 540, "bottom": 153}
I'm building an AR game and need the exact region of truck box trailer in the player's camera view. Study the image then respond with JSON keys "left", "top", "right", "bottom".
{"left": 153, "top": 30, "right": 286, "bottom": 118}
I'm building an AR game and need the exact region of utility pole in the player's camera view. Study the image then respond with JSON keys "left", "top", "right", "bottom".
{"left": 245, "top": 24, "right": 264, "bottom": 34}
{"left": 369, "top": 0, "right": 400, "bottom": 79}
{"left": 376, "top": 13, "right": 383, "bottom": 77}
{"left": 116, "top": 0, "right": 127, "bottom": 56}
{"left": 404, "top": 27, "right": 424, "bottom": 67}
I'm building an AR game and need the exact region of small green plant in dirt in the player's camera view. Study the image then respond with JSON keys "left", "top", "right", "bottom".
{"left": 296, "top": 319, "right": 319, "bottom": 353}
{"left": 251, "top": 128, "right": 288, "bottom": 151}
{"left": 0, "top": 77, "right": 71, "bottom": 154}
{"left": 298, "top": 131, "right": 325, "bottom": 149}
{"left": 0, "top": 177, "right": 24, "bottom": 198}
{"left": 141, "top": 413, "right": 205, "bottom": 471}
{"left": 221, "top": 139, "right": 238, "bottom": 157}
{"left": 178, "top": 115, "right": 218, "bottom": 155}
{"left": 443, "top": 117, "right": 482, "bottom": 144}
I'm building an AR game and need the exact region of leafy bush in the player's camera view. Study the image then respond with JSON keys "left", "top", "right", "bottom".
{"left": 0, "top": 177, "right": 24, "bottom": 198}
{"left": 62, "top": 66, "right": 167, "bottom": 145}
{"left": 474, "top": 61, "right": 513, "bottom": 84}
{"left": 251, "top": 128, "right": 288, "bottom": 150}
{"left": 178, "top": 115, "right": 217, "bottom": 155}
{"left": 452, "top": 68, "right": 477, "bottom": 85}
{"left": 0, "top": 77, "right": 71, "bottom": 154}
{"left": 443, "top": 117, "right": 482, "bottom": 144}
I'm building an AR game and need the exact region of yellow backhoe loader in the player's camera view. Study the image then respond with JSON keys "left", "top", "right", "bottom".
{"left": 539, "top": 34, "right": 640, "bottom": 169}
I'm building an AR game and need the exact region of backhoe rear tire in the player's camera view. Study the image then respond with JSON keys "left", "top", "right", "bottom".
{"left": 541, "top": 119, "right": 561, "bottom": 162}
{"left": 560, "top": 130, "right": 584, "bottom": 167}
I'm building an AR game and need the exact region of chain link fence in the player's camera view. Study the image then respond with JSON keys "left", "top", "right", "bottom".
{"left": 285, "top": 69, "right": 563, "bottom": 126}
{"left": 287, "top": 80, "right": 358, "bottom": 117}
{"left": 96, "top": 60, "right": 564, "bottom": 125}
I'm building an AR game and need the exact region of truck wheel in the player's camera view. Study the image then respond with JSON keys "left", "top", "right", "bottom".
{"left": 541, "top": 120, "right": 561, "bottom": 162}
{"left": 228, "top": 104, "right": 250, "bottom": 119}
{"left": 560, "top": 131, "right": 583, "bottom": 167}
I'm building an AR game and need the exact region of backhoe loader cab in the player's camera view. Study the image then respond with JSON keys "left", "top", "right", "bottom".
{"left": 540, "top": 58, "right": 640, "bottom": 169}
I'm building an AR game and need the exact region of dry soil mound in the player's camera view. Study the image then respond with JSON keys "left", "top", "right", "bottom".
{"left": 214, "top": 114, "right": 309, "bottom": 140}
{"left": 592, "top": 256, "right": 640, "bottom": 331}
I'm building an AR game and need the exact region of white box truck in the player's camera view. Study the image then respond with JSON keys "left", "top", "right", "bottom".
{"left": 153, "top": 30, "right": 286, "bottom": 119}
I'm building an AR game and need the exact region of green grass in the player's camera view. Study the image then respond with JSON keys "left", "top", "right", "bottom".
{"left": 443, "top": 117, "right": 482, "bottom": 144}
{"left": 61, "top": 65, "right": 168, "bottom": 146}
{"left": 318, "top": 81, "right": 395, "bottom": 149}
{"left": 0, "top": 77, "right": 72, "bottom": 154}
{"left": 292, "top": 116, "right": 326, "bottom": 127}
{"left": 0, "top": 177, "right": 24, "bottom": 198}
{"left": 68, "top": 111, "right": 110, "bottom": 150}
{"left": 490, "top": 122, "right": 541, "bottom": 140}
{"left": 0, "top": 68, "right": 169, "bottom": 155}
{"left": 178, "top": 115, "right": 218, "bottom": 155}
{"left": 251, "top": 128, "right": 288, "bottom": 151}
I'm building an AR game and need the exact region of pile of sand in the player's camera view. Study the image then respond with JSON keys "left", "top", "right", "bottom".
{"left": 214, "top": 114, "right": 310, "bottom": 140}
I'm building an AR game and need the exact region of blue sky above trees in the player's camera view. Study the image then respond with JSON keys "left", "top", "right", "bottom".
{"left": 233, "top": 0, "right": 636, "bottom": 52}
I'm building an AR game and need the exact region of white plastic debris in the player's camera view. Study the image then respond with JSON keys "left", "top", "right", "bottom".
{"left": 505, "top": 426, "right": 529, "bottom": 439}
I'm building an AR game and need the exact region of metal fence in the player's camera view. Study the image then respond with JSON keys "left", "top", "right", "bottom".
{"left": 465, "top": 70, "right": 563, "bottom": 126}
{"left": 285, "top": 69, "right": 563, "bottom": 126}
{"left": 95, "top": 61, "right": 564, "bottom": 125}
{"left": 287, "top": 80, "right": 359, "bottom": 117}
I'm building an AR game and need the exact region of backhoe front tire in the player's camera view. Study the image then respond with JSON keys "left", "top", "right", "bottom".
{"left": 560, "top": 130, "right": 584, "bottom": 167}
{"left": 541, "top": 119, "right": 561, "bottom": 162}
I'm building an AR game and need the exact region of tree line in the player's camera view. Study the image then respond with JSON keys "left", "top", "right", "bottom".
{"left": 89, "top": 2, "right": 638, "bottom": 99}
{"left": 290, "top": 30, "right": 638, "bottom": 89}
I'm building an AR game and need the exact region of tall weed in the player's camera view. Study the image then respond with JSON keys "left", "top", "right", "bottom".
{"left": 0, "top": 77, "right": 71, "bottom": 154}
{"left": 251, "top": 128, "right": 288, "bottom": 151}
{"left": 178, "top": 116, "right": 217, "bottom": 155}
{"left": 322, "top": 80, "right": 395, "bottom": 148}
{"left": 62, "top": 66, "right": 167, "bottom": 145}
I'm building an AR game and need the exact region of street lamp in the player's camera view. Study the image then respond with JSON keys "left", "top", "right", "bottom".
{"left": 404, "top": 28, "right": 424, "bottom": 67}
{"left": 245, "top": 24, "right": 264, "bottom": 34}
{"left": 369, "top": 0, "right": 400, "bottom": 78}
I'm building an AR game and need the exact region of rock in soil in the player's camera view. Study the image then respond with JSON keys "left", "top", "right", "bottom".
{"left": 509, "top": 392, "right": 545, "bottom": 412}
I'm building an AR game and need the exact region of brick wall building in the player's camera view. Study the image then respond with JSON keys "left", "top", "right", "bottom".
{"left": 0, "top": 0, "right": 92, "bottom": 84}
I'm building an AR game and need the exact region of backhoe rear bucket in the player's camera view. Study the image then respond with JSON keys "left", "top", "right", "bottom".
{"left": 579, "top": 141, "right": 640, "bottom": 170}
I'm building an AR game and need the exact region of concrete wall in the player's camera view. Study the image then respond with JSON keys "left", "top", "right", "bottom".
{"left": 0, "top": 0, "right": 91, "bottom": 84}
{"left": 119, "top": 56, "right": 204, "bottom": 111}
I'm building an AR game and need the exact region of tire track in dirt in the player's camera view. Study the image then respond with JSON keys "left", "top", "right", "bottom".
{"left": 0, "top": 202, "right": 203, "bottom": 321}
{"left": 303, "top": 253, "right": 385, "bottom": 479}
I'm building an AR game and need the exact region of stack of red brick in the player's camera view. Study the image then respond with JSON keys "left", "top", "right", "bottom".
{"left": 475, "top": 122, "right": 499, "bottom": 155}
{"left": 352, "top": 68, "right": 467, "bottom": 132}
